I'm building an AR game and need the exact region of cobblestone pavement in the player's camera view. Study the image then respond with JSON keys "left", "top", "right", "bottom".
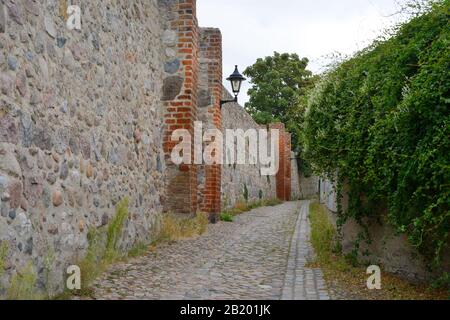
{"left": 90, "top": 201, "right": 331, "bottom": 300}
{"left": 281, "top": 201, "right": 329, "bottom": 300}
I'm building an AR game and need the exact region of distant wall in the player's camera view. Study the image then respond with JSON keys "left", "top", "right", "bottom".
{"left": 299, "top": 173, "right": 318, "bottom": 200}
{"left": 320, "top": 179, "right": 338, "bottom": 212}
{"left": 220, "top": 89, "right": 277, "bottom": 209}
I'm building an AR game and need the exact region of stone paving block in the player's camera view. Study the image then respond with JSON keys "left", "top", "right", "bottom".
{"left": 87, "top": 201, "right": 334, "bottom": 300}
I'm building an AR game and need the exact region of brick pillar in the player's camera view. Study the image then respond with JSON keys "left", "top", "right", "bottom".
{"left": 197, "top": 28, "right": 222, "bottom": 222}
{"left": 270, "top": 123, "right": 287, "bottom": 201}
{"left": 285, "top": 133, "right": 292, "bottom": 201}
{"left": 269, "top": 123, "right": 292, "bottom": 201}
{"left": 159, "top": 0, "right": 199, "bottom": 214}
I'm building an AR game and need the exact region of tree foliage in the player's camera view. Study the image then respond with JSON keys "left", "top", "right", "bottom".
{"left": 244, "top": 52, "right": 317, "bottom": 153}
{"left": 302, "top": 1, "right": 449, "bottom": 267}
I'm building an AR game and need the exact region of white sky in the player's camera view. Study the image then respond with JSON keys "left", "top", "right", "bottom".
{"left": 197, "top": 0, "right": 410, "bottom": 104}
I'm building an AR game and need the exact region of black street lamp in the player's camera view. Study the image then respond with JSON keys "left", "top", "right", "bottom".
{"left": 220, "top": 65, "right": 246, "bottom": 107}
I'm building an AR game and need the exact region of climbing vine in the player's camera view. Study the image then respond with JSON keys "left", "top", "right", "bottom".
{"left": 302, "top": 1, "right": 449, "bottom": 268}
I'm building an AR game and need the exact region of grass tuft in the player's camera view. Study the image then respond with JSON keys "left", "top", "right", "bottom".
{"left": 157, "top": 212, "right": 209, "bottom": 243}
{"left": 7, "top": 262, "right": 42, "bottom": 300}
{"left": 74, "top": 197, "right": 130, "bottom": 297}
{"left": 0, "top": 241, "right": 8, "bottom": 277}
{"left": 221, "top": 198, "right": 283, "bottom": 219}
{"left": 263, "top": 198, "right": 283, "bottom": 207}
{"left": 77, "top": 227, "right": 107, "bottom": 296}
{"left": 127, "top": 243, "right": 151, "bottom": 259}
{"left": 220, "top": 212, "right": 234, "bottom": 222}
{"left": 105, "top": 197, "right": 129, "bottom": 262}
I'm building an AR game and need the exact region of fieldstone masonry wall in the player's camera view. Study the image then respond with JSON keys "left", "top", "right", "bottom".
{"left": 220, "top": 89, "right": 297, "bottom": 208}
{"left": 220, "top": 89, "right": 277, "bottom": 209}
{"left": 0, "top": 0, "right": 166, "bottom": 295}
{"left": 0, "top": 0, "right": 300, "bottom": 295}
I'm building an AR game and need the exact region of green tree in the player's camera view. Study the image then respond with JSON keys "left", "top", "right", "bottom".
{"left": 243, "top": 52, "right": 316, "bottom": 152}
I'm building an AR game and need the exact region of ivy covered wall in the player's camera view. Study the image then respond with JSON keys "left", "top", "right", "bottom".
{"left": 303, "top": 1, "right": 449, "bottom": 279}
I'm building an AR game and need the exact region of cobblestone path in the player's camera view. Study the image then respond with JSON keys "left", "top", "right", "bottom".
{"left": 281, "top": 201, "right": 329, "bottom": 300}
{"left": 91, "top": 201, "right": 331, "bottom": 300}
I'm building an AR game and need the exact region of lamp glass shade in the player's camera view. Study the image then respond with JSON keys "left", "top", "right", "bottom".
{"left": 231, "top": 79, "right": 242, "bottom": 94}
{"left": 226, "top": 65, "right": 246, "bottom": 96}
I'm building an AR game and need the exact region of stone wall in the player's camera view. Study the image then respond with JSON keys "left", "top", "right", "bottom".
{"left": 320, "top": 179, "right": 337, "bottom": 211}
{"left": 220, "top": 89, "right": 277, "bottom": 209}
{"left": 0, "top": 0, "right": 166, "bottom": 295}
{"left": 0, "top": 0, "right": 301, "bottom": 296}
{"left": 319, "top": 178, "right": 449, "bottom": 282}
{"left": 298, "top": 173, "right": 319, "bottom": 200}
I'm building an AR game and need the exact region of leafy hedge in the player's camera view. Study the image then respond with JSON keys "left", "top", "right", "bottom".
{"left": 303, "top": 1, "right": 449, "bottom": 266}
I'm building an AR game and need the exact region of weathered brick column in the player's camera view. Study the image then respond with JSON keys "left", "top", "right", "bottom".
{"left": 284, "top": 132, "right": 292, "bottom": 201}
{"left": 270, "top": 123, "right": 291, "bottom": 201}
{"left": 159, "top": 0, "right": 199, "bottom": 214}
{"left": 197, "top": 28, "right": 223, "bottom": 222}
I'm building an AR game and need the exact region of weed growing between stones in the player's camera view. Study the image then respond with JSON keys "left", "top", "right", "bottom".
{"left": 263, "top": 198, "right": 284, "bottom": 207}
{"left": 308, "top": 202, "right": 345, "bottom": 268}
{"left": 156, "top": 212, "right": 209, "bottom": 243}
{"left": 43, "top": 249, "right": 56, "bottom": 298}
{"left": 0, "top": 241, "right": 8, "bottom": 277}
{"left": 220, "top": 198, "right": 283, "bottom": 220}
{"left": 220, "top": 212, "right": 234, "bottom": 222}
{"left": 7, "top": 262, "right": 42, "bottom": 300}
{"left": 105, "top": 197, "right": 130, "bottom": 262}
{"left": 232, "top": 200, "right": 249, "bottom": 214}
{"left": 77, "top": 227, "right": 107, "bottom": 295}
{"left": 74, "top": 197, "right": 130, "bottom": 297}
{"left": 127, "top": 243, "right": 151, "bottom": 259}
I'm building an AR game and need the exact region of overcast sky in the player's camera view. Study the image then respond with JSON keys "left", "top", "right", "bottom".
{"left": 197, "top": 0, "right": 410, "bottom": 104}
